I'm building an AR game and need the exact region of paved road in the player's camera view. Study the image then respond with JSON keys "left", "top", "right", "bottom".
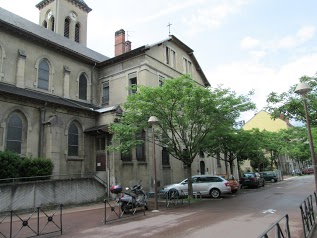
{"left": 1, "top": 175, "right": 315, "bottom": 238}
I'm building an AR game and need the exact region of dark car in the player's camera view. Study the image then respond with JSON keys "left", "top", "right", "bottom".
{"left": 260, "top": 171, "right": 278, "bottom": 182}
{"left": 302, "top": 167, "right": 314, "bottom": 175}
{"left": 240, "top": 172, "right": 265, "bottom": 188}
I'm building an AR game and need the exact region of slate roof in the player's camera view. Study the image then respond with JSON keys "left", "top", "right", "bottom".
{"left": 0, "top": 7, "right": 108, "bottom": 63}
{"left": 0, "top": 82, "right": 100, "bottom": 111}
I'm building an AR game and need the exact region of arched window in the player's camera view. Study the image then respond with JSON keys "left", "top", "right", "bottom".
{"left": 43, "top": 20, "right": 47, "bottom": 28}
{"left": 79, "top": 73, "right": 87, "bottom": 100}
{"left": 200, "top": 161, "right": 206, "bottom": 175}
{"left": 6, "top": 113, "right": 23, "bottom": 154}
{"left": 38, "top": 59, "right": 49, "bottom": 90}
{"left": 75, "top": 23, "right": 80, "bottom": 43}
{"left": 51, "top": 17, "right": 55, "bottom": 31}
{"left": 64, "top": 18, "right": 70, "bottom": 38}
{"left": 68, "top": 122, "right": 79, "bottom": 156}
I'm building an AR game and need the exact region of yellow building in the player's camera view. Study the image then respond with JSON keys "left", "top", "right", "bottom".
{"left": 243, "top": 110, "right": 292, "bottom": 132}
{"left": 241, "top": 110, "right": 293, "bottom": 175}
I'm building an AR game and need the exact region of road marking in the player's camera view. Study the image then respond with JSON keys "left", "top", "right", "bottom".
{"left": 262, "top": 209, "right": 276, "bottom": 214}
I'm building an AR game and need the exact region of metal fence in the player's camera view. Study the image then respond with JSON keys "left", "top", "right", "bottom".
{"left": 257, "top": 214, "right": 291, "bottom": 238}
{"left": 259, "top": 191, "right": 317, "bottom": 238}
{"left": 0, "top": 204, "right": 63, "bottom": 238}
{"left": 300, "top": 194, "right": 316, "bottom": 238}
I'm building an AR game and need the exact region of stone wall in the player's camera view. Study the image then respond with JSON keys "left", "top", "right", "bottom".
{"left": 0, "top": 178, "right": 106, "bottom": 212}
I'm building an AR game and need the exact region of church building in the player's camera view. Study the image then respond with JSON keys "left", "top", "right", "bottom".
{"left": 0, "top": 0, "right": 237, "bottom": 192}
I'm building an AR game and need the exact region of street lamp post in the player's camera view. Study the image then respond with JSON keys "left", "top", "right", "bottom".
{"left": 295, "top": 82, "right": 317, "bottom": 192}
{"left": 148, "top": 116, "right": 159, "bottom": 212}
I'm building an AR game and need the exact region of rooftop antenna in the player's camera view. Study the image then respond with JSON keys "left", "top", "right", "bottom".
{"left": 167, "top": 22, "right": 172, "bottom": 36}
{"left": 126, "top": 30, "right": 134, "bottom": 41}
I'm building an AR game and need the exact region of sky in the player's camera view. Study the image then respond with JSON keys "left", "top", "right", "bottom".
{"left": 1, "top": 0, "right": 317, "bottom": 122}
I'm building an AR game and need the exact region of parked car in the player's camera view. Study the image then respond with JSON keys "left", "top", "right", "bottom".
{"left": 239, "top": 172, "right": 265, "bottom": 188}
{"left": 160, "top": 175, "right": 232, "bottom": 199}
{"left": 302, "top": 167, "right": 314, "bottom": 175}
{"left": 259, "top": 171, "right": 278, "bottom": 182}
{"left": 221, "top": 175, "right": 240, "bottom": 194}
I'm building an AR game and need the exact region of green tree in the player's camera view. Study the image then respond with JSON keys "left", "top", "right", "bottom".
{"left": 278, "top": 127, "right": 311, "bottom": 168}
{"left": 206, "top": 128, "right": 260, "bottom": 176}
{"left": 110, "top": 75, "right": 255, "bottom": 198}
{"left": 266, "top": 75, "right": 317, "bottom": 125}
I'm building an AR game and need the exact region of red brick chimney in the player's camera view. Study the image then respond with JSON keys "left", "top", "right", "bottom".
{"left": 115, "top": 29, "right": 125, "bottom": 56}
{"left": 115, "top": 29, "right": 132, "bottom": 56}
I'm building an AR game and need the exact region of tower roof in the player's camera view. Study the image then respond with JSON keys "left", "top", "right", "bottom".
{"left": 36, "top": 0, "right": 92, "bottom": 13}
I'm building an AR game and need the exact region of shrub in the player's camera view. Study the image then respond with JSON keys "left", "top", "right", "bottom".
{"left": 20, "top": 157, "right": 54, "bottom": 179}
{"left": 0, "top": 150, "right": 22, "bottom": 179}
{"left": 0, "top": 151, "right": 54, "bottom": 180}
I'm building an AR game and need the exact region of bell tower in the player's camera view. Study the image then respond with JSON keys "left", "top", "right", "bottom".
{"left": 36, "top": 0, "right": 92, "bottom": 46}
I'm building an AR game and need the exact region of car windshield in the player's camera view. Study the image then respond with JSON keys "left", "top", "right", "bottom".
{"left": 243, "top": 173, "right": 254, "bottom": 178}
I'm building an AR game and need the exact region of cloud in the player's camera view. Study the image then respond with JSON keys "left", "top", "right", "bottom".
{"left": 206, "top": 53, "right": 317, "bottom": 121}
{"left": 297, "top": 25, "right": 315, "bottom": 42}
{"left": 183, "top": 0, "right": 252, "bottom": 34}
{"left": 240, "top": 36, "right": 259, "bottom": 49}
{"left": 275, "top": 25, "right": 315, "bottom": 50}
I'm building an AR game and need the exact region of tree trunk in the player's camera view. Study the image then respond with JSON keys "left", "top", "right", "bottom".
{"left": 186, "top": 163, "right": 193, "bottom": 200}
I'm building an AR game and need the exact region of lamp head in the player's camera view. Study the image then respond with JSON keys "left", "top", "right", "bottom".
{"left": 148, "top": 116, "right": 159, "bottom": 125}
{"left": 295, "top": 82, "right": 312, "bottom": 96}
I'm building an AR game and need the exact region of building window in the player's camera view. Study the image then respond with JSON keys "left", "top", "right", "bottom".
{"left": 162, "top": 147, "right": 170, "bottom": 166}
{"left": 79, "top": 74, "right": 87, "bottom": 100}
{"left": 183, "top": 57, "right": 192, "bottom": 76}
{"left": 6, "top": 113, "right": 23, "bottom": 154}
{"left": 165, "top": 46, "right": 176, "bottom": 67}
{"left": 43, "top": 20, "right": 47, "bottom": 28}
{"left": 50, "top": 17, "right": 55, "bottom": 31}
{"left": 0, "top": 43, "right": 6, "bottom": 81}
{"left": 75, "top": 23, "right": 80, "bottom": 43}
{"left": 121, "top": 151, "right": 132, "bottom": 161}
{"left": 217, "top": 153, "right": 221, "bottom": 168}
{"left": 64, "top": 18, "right": 70, "bottom": 38}
{"left": 68, "top": 122, "right": 79, "bottom": 156}
{"left": 128, "top": 72, "right": 137, "bottom": 95}
{"left": 102, "top": 81, "right": 109, "bottom": 105}
{"left": 136, "top": 130, "right": 146, "bottom": 161}
{"left": 159, "top": 75, "right": 164, "bottom": 87}
{"left": 38, "top": 59, "right": 49, "bottom": 90}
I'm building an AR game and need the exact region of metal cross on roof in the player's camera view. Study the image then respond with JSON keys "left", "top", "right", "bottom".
{"left": 167, "top": 22, "right": 172, "bottom": 36}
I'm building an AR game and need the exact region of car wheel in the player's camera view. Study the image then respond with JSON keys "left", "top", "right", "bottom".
{"left": 210, "top": 188, "right": 221, "bottom": 198}
{"left": 231, "top": 189, "right": 238, "bottom": 194}
{"left": 255, "top": 182, "right": 260, "bottom": 188}
{"left": 262, "top": 181, "right": 265, "bottom": 187}
{"left": 167, "top": 189, "right": 179, "bottom": 199}
{"left": 271, "top": 178, "right": 275, "bottom": 183}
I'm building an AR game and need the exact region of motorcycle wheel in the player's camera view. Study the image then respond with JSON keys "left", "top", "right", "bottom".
{"left": 121, "top": 202, "right": 130, "bottom": 213}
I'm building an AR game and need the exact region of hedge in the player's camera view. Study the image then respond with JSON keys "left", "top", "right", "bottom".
{"left": 0, "top": 150, "right": 54, "bottom": 180}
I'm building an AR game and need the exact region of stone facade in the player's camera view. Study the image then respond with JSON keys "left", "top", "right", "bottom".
{"left": 0, "top": 0, "right": 238, "bottom": 194}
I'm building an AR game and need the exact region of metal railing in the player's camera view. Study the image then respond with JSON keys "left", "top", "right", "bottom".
{"left": 0, "top": 204, "right": 63, "bottom": 238}
{"left": 257, "top": 214, "right": 291, "bottom": 238}
{"left": 300, "top": 194, "right": 316, "bottom": 238}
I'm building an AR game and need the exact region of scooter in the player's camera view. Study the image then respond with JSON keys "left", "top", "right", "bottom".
{"left": 115, "top": 181, "right": 148, "bottom": 214}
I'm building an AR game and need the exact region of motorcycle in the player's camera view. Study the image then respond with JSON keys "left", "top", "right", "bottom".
{"left": 110, "top": 181, "right": 148, "bottom": 214}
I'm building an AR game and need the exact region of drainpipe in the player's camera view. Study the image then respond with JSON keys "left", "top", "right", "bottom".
{"left": 38, "top": 102, "right": 47, "bottom": 157}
